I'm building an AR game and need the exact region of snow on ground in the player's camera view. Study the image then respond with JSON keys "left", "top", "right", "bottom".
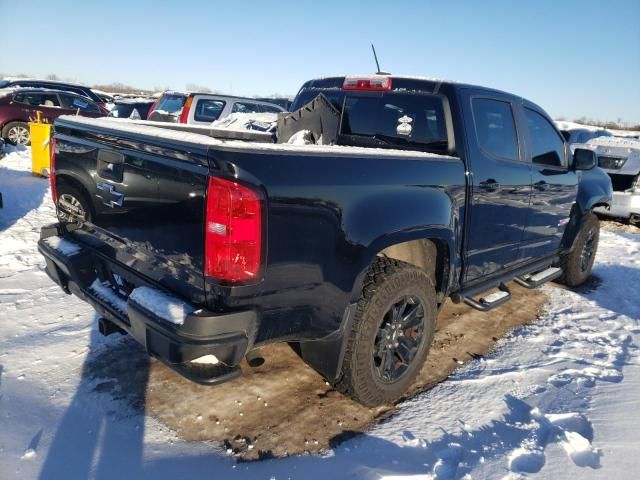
{"left": 0, "top": 147, "right": 639, "bottom": 479}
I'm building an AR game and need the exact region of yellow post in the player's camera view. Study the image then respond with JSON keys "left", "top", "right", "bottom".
{"left": 29, "top": 113, "right": 52, "bottom": 177}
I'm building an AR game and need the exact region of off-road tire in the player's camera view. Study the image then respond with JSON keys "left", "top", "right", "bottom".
{"left": 56, "top": 184, "right": 93, "bottom": 223}
{"left": 2, "top": 121, "right": 30, "bottom": 145}
{"left": 559, "top": 212, "right": 599, "bottom": 286}
{"left": 335, "top": 257, "right": 437, "bottom": 406}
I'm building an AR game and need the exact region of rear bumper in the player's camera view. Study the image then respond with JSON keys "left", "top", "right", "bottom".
{"left": 38, "top": 225, "right": 256, "bottom": 385}
{"left": 594, "top": 190, "right": 640, "bottom": 219}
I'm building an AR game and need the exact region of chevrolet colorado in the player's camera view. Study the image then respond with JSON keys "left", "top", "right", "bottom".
{"left": 38, "top": 75, "right": 612, "bottom": 406}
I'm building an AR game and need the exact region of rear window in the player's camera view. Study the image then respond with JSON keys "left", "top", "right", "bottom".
{"left": 341, "top": 93, "right": 448, "bottom": 147}
{"left": 194, "top": 99, "right": 226, "bottom": 122}
{"left": 261, "top": 104, "right": 284, "bottom": 113}
{"left": 109, "top": 104, "right": 135, "bottom": 118}
{"left": 232, "top": 102, "right": 260, "bottom": 114}
{"left": 155, "top": 94, "right": 186, "bottom": 115}
{"left": 13, "top": 93, "right": 61, "bottom": 107}
{"left": 471, "top": 98, "right": 519, "bottom": 161}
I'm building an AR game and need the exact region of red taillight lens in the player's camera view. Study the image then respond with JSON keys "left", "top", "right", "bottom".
{"left": 343, "top": 75, "right": 392, "bottom": 91}
{"left": 178, "top": 96, "right": 193, "bottom": 124}
{"left": 49, "top": 136, "right": 57, "bottom": 203}
{"left": 205, "top": 177, "right": 263, "bottom": 283}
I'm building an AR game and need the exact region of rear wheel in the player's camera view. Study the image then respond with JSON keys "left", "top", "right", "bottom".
{"left": 2, "top": 121, "right": 30, "bottom": 145}
{"left": 559, "top": 212, "right": 599, "bottom": 286}
{"left": 56, "top": 184, "right": 93, "bottom": 223}
{"left": 336, "top": 258, "right": 437, "bottom": 406}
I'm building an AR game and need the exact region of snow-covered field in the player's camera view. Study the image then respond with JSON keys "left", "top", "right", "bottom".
{"left": 0, "top": 147, "right": 638, "bottom": 479}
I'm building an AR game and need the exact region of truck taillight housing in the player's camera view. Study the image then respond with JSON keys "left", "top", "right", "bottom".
{"left": 49, "top": 136, "right": 57, "bottom": 203}
{"left": 343, "top": 75, "right": 392, "bottom": 91}
{"left": 146, "top": 99, "right": 158, "bottom": 119}
{"left": 178, "top": 96, "right": 193, "bottom": 124}
{"left": 205, "top": 177, "right": 263, "bottom": 283}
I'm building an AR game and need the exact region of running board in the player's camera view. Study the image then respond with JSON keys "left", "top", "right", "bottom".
{"left": 462, "top": 282, "right": 512, "bottom": 312}
{"left": 514, "top": 266, "right": 562, "bottom": 289}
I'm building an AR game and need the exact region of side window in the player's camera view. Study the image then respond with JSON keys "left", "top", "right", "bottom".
{"left": 524, "top": 108, "right": 566, "bottom": 167}
{"left": 194, "top": 99, "right": 226, "bottom": 122}
{"left": 472, "top": 98, "right": 519, "bottom": 161}
{"left": 19, "top": 93, "right": 61, "bottom": 107}
{"left": 260, "top": 104, "right": 283, "bottom": 113}
{"left": 59, "top": 94, "right": 99, "bottom": 112}
{"left": 232, "top": 102, "right": 260, "bottom": 114}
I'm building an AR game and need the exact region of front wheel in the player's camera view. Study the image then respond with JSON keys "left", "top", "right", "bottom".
{"left": 335, "top": 258, "right": 437, "bottom": 406}
{"left": 559, "top": 212, "right": 600, "bottom": 286}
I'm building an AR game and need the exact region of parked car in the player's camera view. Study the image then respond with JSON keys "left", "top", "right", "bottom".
{"left": 559, "top": 126, "right": 611, "bottom": 144}
{"left": 108, "top": 98, "right": 156, "bottom": 120}
{"left": 0, "top": 79, "right": 105, "bottom": 108}
{"left": 147, "top": 91, "right": 286, "bottom": 124}
{"left": 586, "top": 136, "right": 640, "bottom": 225}
{"left": 0, "top": 88, "right": 107, "bottom": 145}
{"left": 559, "top": 123, "right": 640, "bottom": 225}
{"left": 39, "top": 74, "right": 611, "bottom": 407}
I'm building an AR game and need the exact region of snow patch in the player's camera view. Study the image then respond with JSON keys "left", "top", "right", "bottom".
{"left": 129, "top": 286, "right": 194, "bottom": 326}
{"left": 42, "top": 236, "right": 82, "bottom": 256}
{"left": 88, "top": 279, "right": 127, "bottom": 314}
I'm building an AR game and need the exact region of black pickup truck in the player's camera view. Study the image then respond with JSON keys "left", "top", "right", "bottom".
{"left": 39, "top": 75, "right": 612, "bottom": 406}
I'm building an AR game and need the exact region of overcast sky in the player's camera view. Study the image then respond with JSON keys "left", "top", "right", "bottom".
{"left": 1, "top": 0, "right": 638, "bottom": 122}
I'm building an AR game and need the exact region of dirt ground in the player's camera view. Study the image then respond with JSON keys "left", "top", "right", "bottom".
{"left": 95, "top": 283, "right": 540, "bottom": 461}
{"left": 600, "top": 218, "right": 640, "bottom": 234}
{"left": 107, "top": 219, "right": 623, "bottom": 461}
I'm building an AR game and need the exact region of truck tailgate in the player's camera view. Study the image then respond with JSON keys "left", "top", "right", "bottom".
{"left": 53, "top": 116, "right": 214, "bottom": 305}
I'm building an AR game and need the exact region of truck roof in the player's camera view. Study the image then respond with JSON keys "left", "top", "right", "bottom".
{"left": 298, "top": 74, "right": 524, "bottom": 101}
{"left": 296, "top": 74, "right": 552, "bottom": 121}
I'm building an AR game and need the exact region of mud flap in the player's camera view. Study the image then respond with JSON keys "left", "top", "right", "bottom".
{"left": 298, "top": 303, "right": 357, "bottom": 381}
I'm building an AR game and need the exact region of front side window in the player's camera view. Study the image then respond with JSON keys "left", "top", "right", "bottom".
{"left": 524, "top": 108, "right": 566, "bottom": 167}
{"left": 194, "top": 99, "right": 226, "bottom": 122}
{"left": 60, "top": 94, "right": 100, "bottom": 112}
{"left": 472, "top": 98, "right": 519, "bottom": 161}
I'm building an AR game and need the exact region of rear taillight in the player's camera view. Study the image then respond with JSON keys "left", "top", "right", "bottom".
{"left": 178, "top": 96, "right": 193, "bottom": 124}
{"left": 49, "top": 136, "right": 57, "bottom": 203}
{"left": 343, "top": 75, "right": 392, "bottom": 91}
{"left": 146, "top": 99, "right": 159, "bottom": 119}
{"left": 205, "top": 177, "right": 263, "bottom": 283}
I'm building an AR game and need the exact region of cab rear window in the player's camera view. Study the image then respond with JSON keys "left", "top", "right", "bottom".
{"left": 341, "top": 94, "right": 448, "bottom": 147}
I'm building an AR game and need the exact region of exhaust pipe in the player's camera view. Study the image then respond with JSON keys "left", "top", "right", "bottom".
{"left": 246, "top": 348, "right": 265, "bottom": 368}
{"left": 98, "top": 317, "right": 125, "bottom": 336}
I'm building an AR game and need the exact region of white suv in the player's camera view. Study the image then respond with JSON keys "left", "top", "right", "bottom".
{"left": 147, "top": 92, "right": 286, "bottom": 125}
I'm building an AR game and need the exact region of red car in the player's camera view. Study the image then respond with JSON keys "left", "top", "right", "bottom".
{"left": 0, "top": 88, "right": 107, "bottom": 145}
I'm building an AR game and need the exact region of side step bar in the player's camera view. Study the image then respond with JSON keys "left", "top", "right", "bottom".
{"left": 514, "top": 266, "right": 562, "bottom": 289}
{"left": 462, "top": 282, "right": 512, "bottom": 312}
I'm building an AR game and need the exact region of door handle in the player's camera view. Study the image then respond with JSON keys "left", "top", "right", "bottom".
{"left": 534, "top": 181, "right": 548, "bottom": 191}
{"left": 479, "top": 179, "right": 501, "bottom": 192}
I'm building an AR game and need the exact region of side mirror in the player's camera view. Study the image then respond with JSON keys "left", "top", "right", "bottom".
{"left": 573, "top": 148, "right": 597, "bottom": 171}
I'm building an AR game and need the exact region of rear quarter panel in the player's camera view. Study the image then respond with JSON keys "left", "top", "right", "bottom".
{"left": 206, "top": 147, "right": 466, "bottom": 343}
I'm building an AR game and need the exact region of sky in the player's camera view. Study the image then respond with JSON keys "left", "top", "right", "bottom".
{"left": 1, "top": 0, "right": 639, "bottom": 122}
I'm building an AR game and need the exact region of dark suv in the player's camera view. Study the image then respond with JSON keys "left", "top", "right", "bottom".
{"left": 0, "top": 80, "right": 105, "bottom": 108}
{"left": 0, "top": 88, "right": 107, "bottom": 145}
